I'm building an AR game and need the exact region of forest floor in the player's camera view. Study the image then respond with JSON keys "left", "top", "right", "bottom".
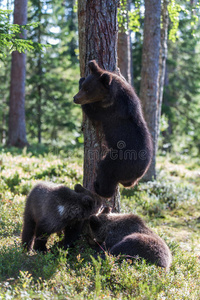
{"left": 0, "top": 147, "right": 200, "bottom": 299}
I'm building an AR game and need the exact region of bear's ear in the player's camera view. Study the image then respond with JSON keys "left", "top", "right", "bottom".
{"left": 99, "top": 73, "right": 111, "bottom": 88}
{"left": 88, "top": 60, "right": 101, "bottom": 74}
{"left": 89, "top": 215, "right": 101, "bottom": 231}
{"left": 101, "top": 206, "right": 112, "bottom": 214}
{"left": 82, "top": 196, "right": 93, "bottom": 209}
{"left": 74, "top": 184, "right": 86, "bottom": 193}
{"left": 79, "top": 77, "right": 85, "bottom": 90}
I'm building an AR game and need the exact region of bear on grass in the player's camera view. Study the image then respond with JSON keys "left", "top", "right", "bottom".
{"left": 22, "top": 183, "right": 102, "bottom": 252}
{"left": 74, "top": 60, "right": 153, "bottom": 198}
{"left": 85, "top": 207, "right": 172, "bottom": 269}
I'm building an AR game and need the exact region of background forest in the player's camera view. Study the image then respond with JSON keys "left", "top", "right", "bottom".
{"left": 0, "top": 1, "right": 200, "bottom": 299}
{"left": 0, "top": 0, "right": 200, "bottom": 157}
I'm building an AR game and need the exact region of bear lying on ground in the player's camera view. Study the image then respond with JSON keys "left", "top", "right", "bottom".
{"left": 73, "top": 60, "right": 153, "bottom": 198}
{"left": 22, "top": 183, "right": 102, "bottom": 252}
{"left": 85, "top": 207, "right": 172, "bottom": 269}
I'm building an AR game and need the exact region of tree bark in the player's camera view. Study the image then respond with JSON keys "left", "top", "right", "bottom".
{"left": 8, "top": 0, "right": 28, "bottom": 148}
{"left": 118, "top": 31, "right": 132, "bottom": 84}
{"left": 37, "top": 0, "right": 42, "bottom": 144}
{"left": 117, "top": 0, "right": 132, "bottom": 84}
{"left": 157, "top": 0, "right": 169, "bottom": 145}
{"left": 78, "top": 0, "right": 120, "bottom": 212}
{"left": 139, "top": 0, "right": 161, "bottom": 180}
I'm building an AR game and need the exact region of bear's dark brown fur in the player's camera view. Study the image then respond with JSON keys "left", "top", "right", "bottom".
{"left": 85, "top": 207, "right": 172, "bottom": 269}
{"left": 73, "top": 60, "right": 153, "bottom": 198}
{"left": 22, "top": 183, "right": 102, "bottom": 252}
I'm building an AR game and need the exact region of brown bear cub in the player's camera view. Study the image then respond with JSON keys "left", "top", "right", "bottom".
{"left": 22, "top": 183, "right": 102, "bottom": 252}
{"left": 73, "top": 60, "right": 153, "bottom": 198}
{"left": 85, "top": 207, "right": 172, "bottom": 269}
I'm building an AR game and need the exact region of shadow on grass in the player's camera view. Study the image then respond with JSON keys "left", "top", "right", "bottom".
{"left": 0, "top": 243, "right": 61, "bottom": 282}
{"left": 0, "top": 238, "right": 96, "bottom": 283}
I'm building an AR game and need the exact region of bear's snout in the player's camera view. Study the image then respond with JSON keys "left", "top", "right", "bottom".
{"left": 73, "top": 93, "right": 89, "bottom": 105}
{"left": 73, "top": 95, "right": 77, "bottom": 103}
{"left": 73, "top": 95, "right": 81, "bottom": 104}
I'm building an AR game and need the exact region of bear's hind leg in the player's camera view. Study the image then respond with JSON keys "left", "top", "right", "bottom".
{"left": 110, "top": 233, "right": 171, "bottom": 269}
{"left": 21, "top": 215, "right": 36, "bottom": 251}
{"left": 94, "top": 155, "right": 118, "bottom": 198}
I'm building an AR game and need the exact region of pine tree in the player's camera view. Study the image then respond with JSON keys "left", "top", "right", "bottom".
{"left": 78, "top": 0, "right": 120, "bottom": 211}
{"left": 140, "top": 0, "right": 161, "bottom": 180}
{"left": 8, "top": 0, "right": 29, "bottom": 147}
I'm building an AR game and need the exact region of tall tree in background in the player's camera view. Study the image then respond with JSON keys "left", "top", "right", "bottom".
{"left": 0, "top": 2, "right": 11, "bottom": 145}
{"left": 117, "top": 0, "right": 132, "bottom": 84}
{"left": 78, "top": 0, "right": 120, "bottom": 211}
{"left": 140, "top": 0, "right": 161, "bottom": 180}
{"left": 157, "top": 0, "right": 169, "bottom": 144}
{"left": 8, "top": 0, "right": 29, "bottom": 147}
{"left": 66, "top": 0, "right": 78, "bottom": 62}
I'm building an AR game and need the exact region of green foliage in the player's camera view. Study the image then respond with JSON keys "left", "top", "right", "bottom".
{"left": 162, "top": 1, "right": 200, "bottom": 155}
{"left": 168, "top": 0, "right": 199, "bottom": 42}
{"left": 0, "top": 9, "right": 45, "bottom": 59}
{"left": 118, "top": 0, "right": 141, "bottom": 33}
{"left": 168, "top": 0, "right": 182, "bottom": 42}
{"left": 121, "top": 154, "right": 200, "bottom": 216}
{"left": 128, "top": 7, "right": 140, "bottom": 33}
{"left": 121, "top": 178, "right": 198, "bottom": 218}
{"left": 0, "top": 9, "right": 32, "bottom": 57}
{"left": 25, "top": 0, "right": 81, "bottom": 146}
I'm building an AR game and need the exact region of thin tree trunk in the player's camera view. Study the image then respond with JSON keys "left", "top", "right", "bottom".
{"left": 37, "top": 1, "right": 42, "bottom": 144}
{"left": 78, "top": 0, "right": 120, "bottom": 212}
{"left": 68, "top": 0, "right": 78, "bottom": 60}
{"left": 37, "top": 61, "right": 42, "bottom": 144}
{"left": 117, "top": 0, "right": 132, "bottom": 84}
{"left": 157, "top": 0, "right": 169, "bottom": 146}
{"left": 8, "top": 0, "right": 28, "bottom": 148}
{"left": 139, "top": 0, "right": 161, "bottom": 180}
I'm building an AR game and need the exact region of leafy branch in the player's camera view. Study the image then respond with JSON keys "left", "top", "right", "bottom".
{"left": 0, "top": 9, "right": 49, "bottom": 60}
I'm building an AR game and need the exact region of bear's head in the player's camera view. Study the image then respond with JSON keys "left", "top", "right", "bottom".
{"left": 73, "top": 60, "right": 113, "bottom": 105}
{"left": 80, "top": 195, "right": 98, "bottom": 219}
{"left": 74, "top": 184, "right": 102, "bottom": 216}
{"left": 85, "top": 206, "right": 112, "bottom": 246}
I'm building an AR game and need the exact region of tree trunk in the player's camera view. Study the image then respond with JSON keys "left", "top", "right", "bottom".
{"left": 117, "top": 0, "right": 132, "bottom": 84}
{"left": 37, "top": 0, "right": 42, "bottom": 144}
{"left": 78, "top": 0, "right": 120, "bottom": 212}
{"left": 68, "top": 0, "right": 78, "bottom": 61}
{"left": 139, "top": 0, "right": 161, "bottom": 180}
{"left": 118, "top": 31, "right": 132, "bottom": 84}
{"left": 8, "top": 0, "right": 28, "bottom": 148}
{"left": 37, "top": 57, "right": 42, "bottom": 144}
{"left": 157, "top": 0, "right": 169, "bottom": 146}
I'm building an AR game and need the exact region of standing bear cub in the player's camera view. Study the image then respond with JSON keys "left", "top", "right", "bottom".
{"left": 22, "top": 183, "right": 102, "bottom": 252}
{"left": 74, "top": 60, "right": 153, "bottom": 198}
{"left": 85, "top": 207, "right": 172, "bottom": 269}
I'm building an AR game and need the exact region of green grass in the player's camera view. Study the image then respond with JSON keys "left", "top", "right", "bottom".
{"left": 0, "top": 149, "right": 200, "bottom": 299}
